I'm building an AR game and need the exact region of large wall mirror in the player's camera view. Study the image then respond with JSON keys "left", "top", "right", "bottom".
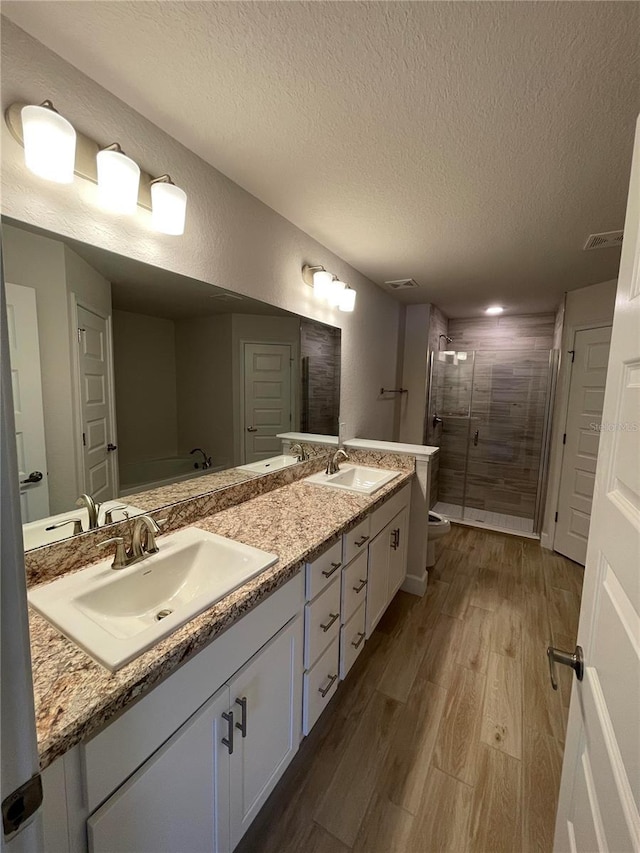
{"left": 2, "top": 218, "right": 340, "bottom": 551}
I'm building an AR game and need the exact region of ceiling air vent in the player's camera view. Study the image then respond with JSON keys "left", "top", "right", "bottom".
{"left": 583, "top": 230, "right": 624, "bottom": 251}
{"left": 209, "top": 292, "right": 244, "bottom": 301}
{"left": 384, "top": 278, "right": 420, "bottom": 290}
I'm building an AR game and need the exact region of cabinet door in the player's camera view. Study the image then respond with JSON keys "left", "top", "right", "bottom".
{"left": 388, "top": 506, "right": 409, "bottom": 601}
{"left": 88, "top": 685, "right": 231, "bottom": 853}
{"left": 229, "top": 614, "right": 303, "bottom": 848}
{"left": 365, "top": 526, "right": 391, "bottom": 637}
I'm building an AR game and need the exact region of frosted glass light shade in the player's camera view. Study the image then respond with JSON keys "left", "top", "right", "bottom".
{"left": 328, "top": 279, "right": 347, "bottom": 307}
{"left": 338, "top": 287, "right": 356, "bottom": 312}
{"left": 21, "top": 104, "right": 76, "bottom": 183}
{"left": 96, "top": 148, "right": 140, "bottom": 214}
{"left": 485, "top": 305, "right": 504, "bottom": 315}
{"left": 313, "top": 269, "right": 333, "bottom": 301}
{"left": 151, "top": 181, "right": 187, "bottom": 235}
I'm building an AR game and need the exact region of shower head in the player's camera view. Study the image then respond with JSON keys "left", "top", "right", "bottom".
{"left": 438, "top": 334, "right": 453, "bottom": 350}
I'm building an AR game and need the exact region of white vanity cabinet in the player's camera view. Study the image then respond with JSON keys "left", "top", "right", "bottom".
{"left": 88, "top": 613, "right": 302, "bottom": 853}
{"left": 366, "top": 495, "right": 410, "bottom": 637}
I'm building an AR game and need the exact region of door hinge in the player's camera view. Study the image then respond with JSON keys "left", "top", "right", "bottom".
{"left": 563, "top": 433, "right": 567, "bottom": 445}
{"left": 568, "top": 349, "right": 575, "bottom": 363}
{"left": 2, "top": 773, "right": 43, "bottom": 836}
{"left": 555, "top": 512, "right": 558, "bottom": 523}
{"left": 77, "top": 327, "right": 85, "bottom": 343}
{"left": 82, "top": 432, "right": 86, "bottom": 447}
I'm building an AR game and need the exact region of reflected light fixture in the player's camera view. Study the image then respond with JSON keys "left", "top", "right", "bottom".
{"left": 150, "top": 174, "right": 187, "bottom": 235}
{"left": 338, "top": 286, "right": 356, "bottom": 312}
{"left": 485, "top": 305, "right": 504, "bottom": 315}
{"left": 21, "top": 100, "right": 76, "bottom": 183}
{"left": 97, "top": 143, "right": 140, "bottom": 214}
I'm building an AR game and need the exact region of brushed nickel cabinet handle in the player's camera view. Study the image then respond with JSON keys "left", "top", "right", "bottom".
{"left": 351, "top": 631, "right": 366, "bottom": 649}
{"left": 318, "top": 673, "right": 338, "bottom": 697}
{"left": 235, "top": 697, "right": 247, "bottom": 737}
{"left": 320, "top": 612, "right": 340, "bottom": 632}
{"left": 355, "top": 535, "right": 370, "bottom": 547}
{"left": 353, "top": 578, "right": 367, "bottom": 593}
{"left": 322, "top": 561, "right": 342, "bottom": 578}
{"left": 222, "top": 710, "right": 234, "bottom": 754}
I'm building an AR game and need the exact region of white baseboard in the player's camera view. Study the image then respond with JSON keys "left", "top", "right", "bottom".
{"left": 401, "top": 572, "right": 427, "bottom": 597}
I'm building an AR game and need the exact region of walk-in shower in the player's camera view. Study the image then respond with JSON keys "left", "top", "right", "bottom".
{"left": 428, "top": 347, "right": 557, "bottom": 536}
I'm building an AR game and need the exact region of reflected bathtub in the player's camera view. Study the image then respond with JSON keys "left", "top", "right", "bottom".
{"left": 119, "top": 456, "right": 227, "bottom": 495}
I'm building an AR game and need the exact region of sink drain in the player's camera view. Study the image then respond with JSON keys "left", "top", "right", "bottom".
{"left": 155, "top": 609, "right": 173, "bottom": 621}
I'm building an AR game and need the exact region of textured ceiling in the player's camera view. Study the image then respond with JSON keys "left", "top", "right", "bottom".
{"left": 3, "top": 1, "right": 639, "bottom": 317}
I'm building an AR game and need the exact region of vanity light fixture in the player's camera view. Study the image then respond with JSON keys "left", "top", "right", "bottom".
{"left": 338, "top": 286, "right": 356, "bottom": 312}
{"left": 485, "top": 305, "right": 504, "bottom": 315}
{"left": 301, "top": 264, "right": 357, "bottom": 311}
{"left": 97, "top": 144, "right": 140, "bottom": 215}
{"left": 20, "top": 100, "right": 76, "bottom": 183}
{"left": 6, "top": 99, "right": 188, "bottom": 236}
{"left": 150, "top": 175, "right": 188, "bottom": 235}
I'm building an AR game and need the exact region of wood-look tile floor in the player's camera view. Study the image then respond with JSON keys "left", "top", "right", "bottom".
{"left": 236, "top": 525, "right": 583, "bottom": 853}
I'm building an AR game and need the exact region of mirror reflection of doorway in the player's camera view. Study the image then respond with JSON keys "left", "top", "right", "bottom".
{"left": 243, "top": 342, "right": 292, "bottom": 463}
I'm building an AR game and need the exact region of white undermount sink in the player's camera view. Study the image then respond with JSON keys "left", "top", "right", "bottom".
{"left": 28, "top": 527, "right": 278, "bottom": 671}
{"left": 305, "top": 464, "right": 401, "bottom": 495}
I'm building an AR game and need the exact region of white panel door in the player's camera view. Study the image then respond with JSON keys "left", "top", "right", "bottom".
{"left": 77, "top": 305, "right": 116, "bottom": 503}
{"left": 243, "top": 343, "right": 292, "bottom": 463}
{"left": 5, "top": 283, "right": 49, "bottom": 522}
{"left": 555, "top": 326, "right": 612, "bottom": 565}
{"left": 554, "top": 117, "right": 640, "bottom": 852}
{"left": 88, "top": 685, "right": 231, "bottom": 853}
{"left": 229, "top": 615, "right": 303, "bottom": 848}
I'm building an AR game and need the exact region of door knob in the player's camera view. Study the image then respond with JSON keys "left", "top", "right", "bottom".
{"left": 107, "top": 443, "right": 117, "bottom": 452}
{"left": 246, "top": 426, "right": 258, "bottom": 432}
{"left": 20, "top": 471, "right": 43, "bottom": 485}
{"left": 547, "top": 644, "right": 584, "bottom": 690}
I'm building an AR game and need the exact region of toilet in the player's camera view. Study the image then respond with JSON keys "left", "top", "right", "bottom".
{"left": 427, "top": 511, "right": 451, "bottom": 567}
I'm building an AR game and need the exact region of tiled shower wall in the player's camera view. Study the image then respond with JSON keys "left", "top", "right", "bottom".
{"left": 300, "top": 319, "right": 341, "bottom": 435}
{"left": 436, "top": 313, "right": 556, "bottom": 519}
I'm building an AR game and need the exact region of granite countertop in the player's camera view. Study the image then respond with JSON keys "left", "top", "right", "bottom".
{"left": 29, "top": 468, "right": 414, "bottom": 770}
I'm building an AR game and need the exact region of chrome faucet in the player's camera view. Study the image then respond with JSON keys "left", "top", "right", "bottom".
{"left": 290, "top": 443, "right": 308, "bottom": 462}
{"left": 326, "top": 449, "right": 349, "bottom": 475}
{"left": 96, "top": 514, "right": 164, "bottom": 569}
{"left": 76, "top": 493, "right": 100, "bottom": 529}
{"left": 190, "top": 447, "right": 212, "bottom": 469}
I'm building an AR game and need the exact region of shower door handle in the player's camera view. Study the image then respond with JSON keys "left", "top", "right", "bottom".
{"left": 473, "top": 430, "right": 479, "bottom": 446}
{"left": 433, "top": 414, "right": 443, "bottom": 428}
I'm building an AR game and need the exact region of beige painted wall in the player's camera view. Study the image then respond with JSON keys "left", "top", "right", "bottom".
{"left": 1, "top": 19, "right": 403, "bottom": 443}
{"left": 542, "top": 279, "right": 618, "bottom": 549}
{"left": 175, "top": 314, "right": 234, "bottom": 468}
{"left": 112, "top": 310, "right": 178, "bottom": 470}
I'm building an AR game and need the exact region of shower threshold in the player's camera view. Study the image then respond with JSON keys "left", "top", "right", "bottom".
{"left": 433, "top": 502, "right": 538, "bottom": 539}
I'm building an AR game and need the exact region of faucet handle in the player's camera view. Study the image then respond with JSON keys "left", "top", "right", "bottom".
{"left": 102, "top": 505, "right": 128, "bottom": 525}
{"left": 96, "top": 536, "right": 129, "bottom": 570}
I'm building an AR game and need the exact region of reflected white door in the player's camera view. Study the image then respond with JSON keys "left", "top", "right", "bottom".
{"left": 555, "top": 326, "right": 612, "bottom": 565}
{"left": 554, "top": 117, "right": 640, "bottom": 852}
{"left": 77, "top": 305, "right": 116, "bottom": 503}
{"left": 6, "top": 282, "right": 49, "bottom": 522}
{"left": 243, "top": 343, "right": 292, "bottom": 463}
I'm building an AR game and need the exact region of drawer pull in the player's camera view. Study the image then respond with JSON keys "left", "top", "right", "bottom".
{"left": 320, "top": 612, "right": 340, "bottom": 632}
{"left": 221, "top": 710, "right": 234, "bottom": 755}
{"left": 235, "top": 696, "right": 247, "bottom": 738}
{"left": 322, "top": 561, "right": 342, "bottom": 578}
{"left": 353, "top": 578, "right": 367, "bottom": 593}
{"left": 354, "top": 535, "right": 370, "bottom": 548}
{"left": 318, "top": 673, "right": 338, "bottom": 698}
{"left": 351, "top": 631, "right": 366, "bottom": 649}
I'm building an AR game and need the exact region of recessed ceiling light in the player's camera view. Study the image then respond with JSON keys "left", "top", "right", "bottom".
{"left": 485, "top": 306, "right": 504, "bottom": 315}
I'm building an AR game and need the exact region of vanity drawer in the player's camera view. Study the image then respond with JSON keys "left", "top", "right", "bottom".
{"left": 304, "top": 575, "right": 341, "bottom": 669}
{"left": 305, "top": 539, "right": 343, "bottom": 601}
{"left": 342, "top": 516, "right": 371, "bottom": 565}
{"left": 303, "top": 636, "right": 340, "bottom": 735}
{"left": 340, "top": 602, "right": 366, "bottom": 680}
{"left": 341, "top": 550, "right": 368, "bottom": 624}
